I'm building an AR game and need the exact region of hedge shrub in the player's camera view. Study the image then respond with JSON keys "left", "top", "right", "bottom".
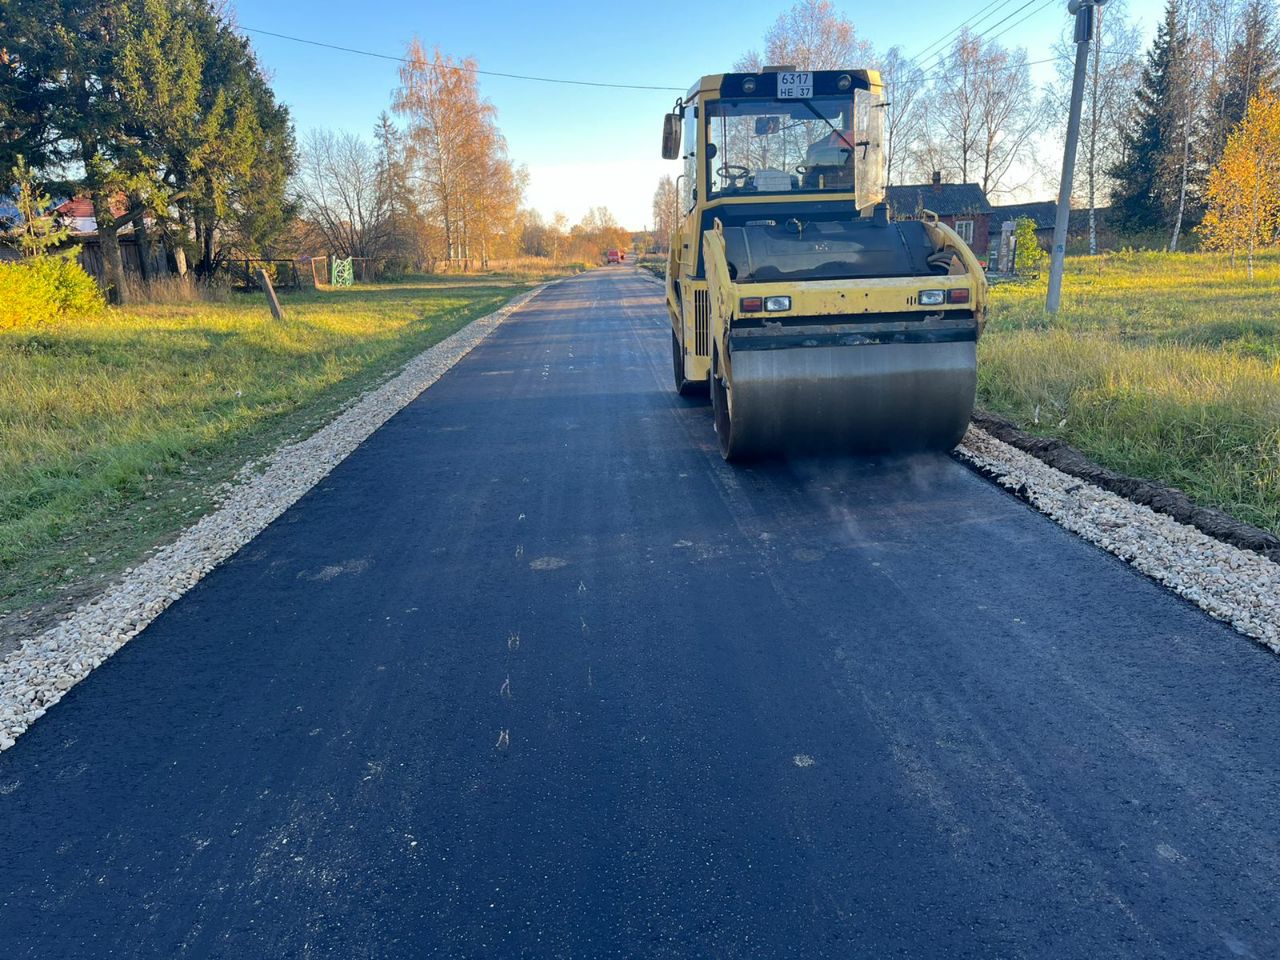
{"left": 0, "top": 255, "right": 104, "bottom": 329}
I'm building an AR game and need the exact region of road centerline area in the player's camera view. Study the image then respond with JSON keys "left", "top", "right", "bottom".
{"left": 2, "top": 268, "right": 1277, "bottom": 959}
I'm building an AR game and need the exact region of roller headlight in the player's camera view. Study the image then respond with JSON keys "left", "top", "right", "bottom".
{"left": 764, "top": 296, "right": 792, "bottom": 312}
{"left": 919, "top": 289, "right": 945, "bottom": 306}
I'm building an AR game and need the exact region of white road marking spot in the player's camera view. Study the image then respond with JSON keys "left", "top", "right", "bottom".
{"left": 1157, "top": 843, "right": 1186, "bottom": 863}
{"left": 793, "top": 754, "right": 815, "bottom": 768}
{"left": 529, "top": 556, "right": 566, "bottom": 571}
{"left": 298, "top": 558, "right": 371, "bottom": 582}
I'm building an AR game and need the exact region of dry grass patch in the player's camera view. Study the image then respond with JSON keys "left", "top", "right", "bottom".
{"left": 981, "top": 250, "right": 1280, "bottom": 534}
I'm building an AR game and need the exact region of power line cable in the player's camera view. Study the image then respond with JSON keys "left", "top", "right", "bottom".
{"left": 908, "top": 0, "right": 1061, "bottom": 83}
{"left": 890, "top": 52, "right": 1066, "bottom": 90}
{"left": 244, "top": 21, "right": 1069, "bottom": 103}
{"left": 240, "top": 27, "right": 687, "bottom": 92}
{"left": 967, "top": 0, "right": 1054, "bottom": 44}
{"left": 914, "top": 0, "right": 1043, "bottom": 79}
{"left": 985, "top": 0, "right": 1061, "bottom": 44}
{"left": 911, "top": 0, "right": 1023, "bottom": 65}
{"left": 930, "top": 0, "right": 1041, "bottom": 56}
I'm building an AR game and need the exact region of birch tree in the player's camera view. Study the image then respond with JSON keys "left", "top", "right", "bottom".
{"left": 921, "top": 31, "right": 1041, "bottom": 196}
{"left": 295, "top": 129, "right": 391, "bottom": 259}
{"left": 878, "top": 47, "right": 926, "bottom": 186}
{"left": 393, "top": 41, "right": 523, "bottom": 266}
{"left": 1200, "top": 88, "right": 1280, "bottom": 275}
{"left": 652, "top": 176, "right": 678, "bottom": 251}
{"left": 735, "top": 0, "right": 874, "bottom": 71}
{"left": 1220, "top": 0, "right": 1280, "bottom": 149}
{"left": 1167, "top": 0, "right": 1208, "bottom": 250}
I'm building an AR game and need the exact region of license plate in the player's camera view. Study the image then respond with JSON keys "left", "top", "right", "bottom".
{"left": 777, "top": 72, "right": 813, "bottom": 98}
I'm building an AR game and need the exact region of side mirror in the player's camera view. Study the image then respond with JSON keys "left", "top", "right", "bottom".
{"left": 754, "top": 117, "right": 780, "bottom": 136}
{"left": 662, "top": 113, "right": 682, "bottom": 160}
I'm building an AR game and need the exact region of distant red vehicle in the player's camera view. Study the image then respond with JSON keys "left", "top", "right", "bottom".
{"left": 605, "top": 249, "right": 624, "bottom": 264}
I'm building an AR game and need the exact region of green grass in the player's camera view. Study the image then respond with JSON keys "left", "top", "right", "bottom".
{"left": 632, "top": 252, "right": 667, "bottom": 279}
{"left": 0, "top": 272, "right": 567, "bottom": 623}
{"left": 980, "top": 249, "right": 1280, "bottom": 534}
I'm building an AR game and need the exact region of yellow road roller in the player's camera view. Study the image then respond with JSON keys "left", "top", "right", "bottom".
{"left": 660, "top": 67, "right": 987, "bottom": 459}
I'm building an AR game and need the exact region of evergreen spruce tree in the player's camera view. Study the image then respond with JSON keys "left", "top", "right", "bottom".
{"left": 1109, "top": 0, "right": 1190, "bottom": 234}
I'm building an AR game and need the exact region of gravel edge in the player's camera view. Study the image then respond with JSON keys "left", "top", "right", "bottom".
{"left": 0, "top": 283, "right": 550, "bottom": 752}
{"left": 957, "top": 426, "right": 1280, "bottom": 653}
{"left": 971, "top": 409, "right": 1280, "bottom": 563}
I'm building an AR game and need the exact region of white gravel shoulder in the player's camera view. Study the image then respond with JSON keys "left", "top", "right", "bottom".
{"left": 0, "top": 283, "right": 550, "bottom": 752}
{"left": 958, "top": 426, "right": 1280, "bottom": 653}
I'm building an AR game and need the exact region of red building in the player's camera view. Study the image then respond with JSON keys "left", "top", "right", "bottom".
{"left": 887, "top": 173, "right": 993, "bottom": 258}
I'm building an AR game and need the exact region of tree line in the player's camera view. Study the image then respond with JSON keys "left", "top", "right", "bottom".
{"left": 295, "top": 41, "right": 630, "bottom": 271}
{"left": 1112, "top": 0, "right": 1279, "bottom": 250}
{"left": 2, "top": 0, "right": 293, "bottom": 301}
{"left": 652, "top": 0, "right": 1280, "bottom": 257}
{"left": 2, "top": 9, "right": 631, "bottom": 302}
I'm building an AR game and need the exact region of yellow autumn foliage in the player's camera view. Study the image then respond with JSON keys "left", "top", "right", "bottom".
{"left": 1200, "top": 89, "right": 1280, "bottom": 275}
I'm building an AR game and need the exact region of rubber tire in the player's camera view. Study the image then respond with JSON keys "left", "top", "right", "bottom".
{"left": 672, "top": 331, "right": 706, "bottom": 397}
{"left": 710, "top": 349, "right": 740, "bottom": 461}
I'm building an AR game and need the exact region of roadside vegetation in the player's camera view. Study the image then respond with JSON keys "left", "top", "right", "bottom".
{"left": 981, "top": 249, "right": 1280, "bottom": 535}
{"left": 0, "top": 272, "right": 571, "bottom": 637}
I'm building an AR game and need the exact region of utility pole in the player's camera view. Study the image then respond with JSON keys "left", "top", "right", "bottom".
{"left": 1047, "top": 0, "right": 1108, "bottom": 314}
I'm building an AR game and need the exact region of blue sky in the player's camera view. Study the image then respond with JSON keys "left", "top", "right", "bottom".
{"left": 235, "top": 0, "right": 1166, "bottom": 229}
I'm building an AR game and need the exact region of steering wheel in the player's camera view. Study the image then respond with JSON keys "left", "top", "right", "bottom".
{"left": 717, "top": 164, "right": 751, "bottom": 187}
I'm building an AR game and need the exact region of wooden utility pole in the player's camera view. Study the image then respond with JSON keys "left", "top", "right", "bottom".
{"left": 1047, "top": 0, "right": 1108, "bottom": 313}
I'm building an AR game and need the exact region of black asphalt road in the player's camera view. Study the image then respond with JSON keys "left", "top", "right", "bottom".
{"left": 2, "top": 268, "right": 1278, "bottom": 959}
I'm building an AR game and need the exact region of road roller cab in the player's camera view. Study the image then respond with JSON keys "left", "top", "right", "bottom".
{"left": 660, "top": 67, "right": 987, "bottom": 459}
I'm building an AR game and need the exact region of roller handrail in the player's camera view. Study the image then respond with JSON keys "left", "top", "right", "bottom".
{"left": 702, "top": 218, "right": 735, "bottom": 341}
{"left": 921, "top": 218, "right": 989, "bottom": 332}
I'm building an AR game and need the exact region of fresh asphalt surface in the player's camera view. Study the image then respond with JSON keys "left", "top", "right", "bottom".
{"left": 2, "top": 268, "right": 1278, "bottom": 958}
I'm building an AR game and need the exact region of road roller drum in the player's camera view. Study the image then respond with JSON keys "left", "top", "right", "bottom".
{"left": 712, "top": 339, "right": 977, "bottom": 459}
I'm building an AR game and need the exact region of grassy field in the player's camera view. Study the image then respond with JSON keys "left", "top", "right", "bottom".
{"left": 981, "top": 250, "right": 1280, "bottom": 535}
{"left": 0, "top": 271, "right": 569, "bottom": 636}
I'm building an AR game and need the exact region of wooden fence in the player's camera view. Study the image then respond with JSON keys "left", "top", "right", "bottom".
{"left": 215, "top": 259, "right": 304, "bottom": 291}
